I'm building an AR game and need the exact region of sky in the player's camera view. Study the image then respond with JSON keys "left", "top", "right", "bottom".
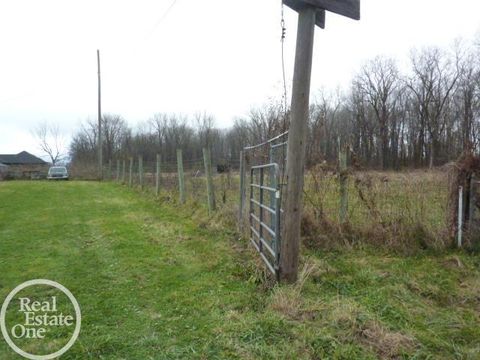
{"left": 0, "top": 0, "right": 479, "bottom": 159}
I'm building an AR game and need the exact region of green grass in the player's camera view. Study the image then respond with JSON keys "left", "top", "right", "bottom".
{"left": 0, "top": 181, "right": 479, "bottom": 359}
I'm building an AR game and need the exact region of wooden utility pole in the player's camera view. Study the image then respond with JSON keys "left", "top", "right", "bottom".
{"left": 281, "top": 0, "right": 360, "bottom": 283}
{"left": 281, "top": 6, "right": 316, "bottom": 283}
{"left": 97, "top": 49, "right": 103, "bottom": 180}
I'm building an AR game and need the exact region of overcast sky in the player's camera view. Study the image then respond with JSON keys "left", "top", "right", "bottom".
{"left": 1, "top": 0, "right": 479, "bottom": 159}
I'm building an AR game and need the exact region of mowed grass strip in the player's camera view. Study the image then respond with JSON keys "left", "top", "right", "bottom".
{"left": 0, "top": 181, "right": 479, "bottom": 359}
{"left": 0, "top": 181, "right": 260, "bottom": 359}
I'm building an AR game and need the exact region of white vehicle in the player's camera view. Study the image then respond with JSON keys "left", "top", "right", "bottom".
{"left": 47, "top": 166, "right": 69, "bottom": 180}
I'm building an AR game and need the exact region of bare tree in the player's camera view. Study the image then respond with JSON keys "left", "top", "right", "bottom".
{"left": 32, "top": 121, "right": 65, "bottom": 165}
{"left": 407, "top": 47, "right": 459, "bottom": 167}
{"left": 355, "top": 56, "right": 400, "bottom": 169}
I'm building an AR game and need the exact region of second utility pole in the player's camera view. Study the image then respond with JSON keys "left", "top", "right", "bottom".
{"left": 97, "top": 49, "right": 103, "bottom": 180}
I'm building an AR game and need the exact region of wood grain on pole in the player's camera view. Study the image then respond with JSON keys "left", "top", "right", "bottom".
{"left": 156, "top": 154, "right": 161, "bottom": 196}
{"left": 203, "top": 148, "right": 216, "bottom": 214}
{"left": 97, "top": 49, "right": 103, "bottom": 180}
{"left": 177, "top": 149, "right": 186, "bottom": 204}
{"left": 280, "top": 5, "right": 316, "bottom": 283}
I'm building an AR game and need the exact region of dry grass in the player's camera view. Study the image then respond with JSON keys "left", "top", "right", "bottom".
{"left": 358, "top": 320, "right": 416, "bottom": 359}
{"left": 269, "top": 258, "right": 319, "bottom": 319}
{"left": 302, "top": 169, "right": 450, "bottom": 251}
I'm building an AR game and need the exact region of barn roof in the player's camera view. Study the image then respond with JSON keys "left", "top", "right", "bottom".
{"left": 0, "top": 151, "right": 47, "bottom": 165}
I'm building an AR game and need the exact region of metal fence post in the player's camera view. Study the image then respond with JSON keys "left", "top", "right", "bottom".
{"left": 177, "top": 149, "right": 185, "bottom": 204}
{"left": 155, "top": 154, "right": 161, "bottom": 196}
{"left": 203, "top": 148, "right": 216, "bottom": 213}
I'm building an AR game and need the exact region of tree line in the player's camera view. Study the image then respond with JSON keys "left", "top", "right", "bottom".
{"left": 70, "top": 39, "right": 480, "bottom": 170}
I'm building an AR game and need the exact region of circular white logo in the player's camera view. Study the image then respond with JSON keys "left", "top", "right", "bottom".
{"left": 0, "top": 279, "right": 81, "bottom": 360}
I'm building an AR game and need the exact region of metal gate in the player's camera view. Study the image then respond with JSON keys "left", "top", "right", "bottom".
{"left": 241, "top": 132, "right": 288, "bottom": 277}
{"left": 249, "top": 163, "right": 282, "bottom": 275}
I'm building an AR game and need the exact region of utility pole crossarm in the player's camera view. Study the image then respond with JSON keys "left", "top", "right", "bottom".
{"left": 284, "top": 0, "right": 326, "bottom": 28}
{"left": 283, "top": 0, "right": 360, "bottom": 28}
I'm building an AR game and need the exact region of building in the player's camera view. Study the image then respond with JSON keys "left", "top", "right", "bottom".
{"left": 0, "top": 151, "right": 48, "bottom": 179}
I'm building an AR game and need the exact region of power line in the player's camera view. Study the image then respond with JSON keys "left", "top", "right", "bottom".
{"left": 146, "top": 0, "right": 179, "bottom": 39}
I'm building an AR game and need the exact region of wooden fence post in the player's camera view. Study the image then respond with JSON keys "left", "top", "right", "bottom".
{"left": 138, "top": 155, "right": 144, "bottom": 189}
{"left": 128, "top": 157, "right": 133, "bottom": 187}
{"left": 203, "top": 148, "right": 216, "bottom": 213}
{"left": 458, "top": 186, "right": 463, "bottom": 248}
{"left": 238, "top": 150, "right": 246, "bottom": 231}
{"left": 116, "top": 159, "right": 120, "bottom": 181}
{"left": 122, "top": 159, "right": 126, "bottom": 184}
{"left": 339, "top": 144, "right": 348, "bottom": 224}
{"left": 155, "top": 154, "right": 161, "bottom": 196}
{"left": 177, "top": 149, "right": 185, "bottom": 204}
{"left": 469, "top": 176, "right": 480, "bottom": 249}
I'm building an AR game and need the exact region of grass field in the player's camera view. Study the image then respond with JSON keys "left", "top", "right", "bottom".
{"left": 0, "top": 181, "right": 479, "bottom": 359}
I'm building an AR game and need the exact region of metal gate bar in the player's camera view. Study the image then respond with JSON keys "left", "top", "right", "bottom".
{"left": 249, "top": 163, "right": 281, "bottom": 275}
